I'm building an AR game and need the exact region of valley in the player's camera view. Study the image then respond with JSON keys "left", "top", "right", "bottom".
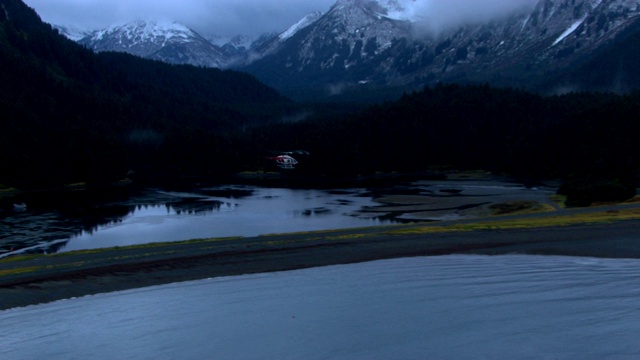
{"left": 2, "top": 2, "right": 640, "bottom": 356}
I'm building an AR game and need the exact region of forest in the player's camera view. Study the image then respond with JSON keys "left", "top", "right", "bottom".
{"left": 246, "top": 84, "right": 640, "bottom": 205}
{"left": 1, "top": 0, "right": 639, "bottom": 206}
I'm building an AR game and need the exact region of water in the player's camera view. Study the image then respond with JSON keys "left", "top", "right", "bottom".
{"left": 2, "top": 255, "right": 639, "bottom": 359}
{"left": 1, "top": 180, "right": 555, "bottom": 256}
{"left": 1, "top": 186, "right": 397, "bottom": 255}
{"left": 60, "top": 187, "right": 396, "bottom": 252}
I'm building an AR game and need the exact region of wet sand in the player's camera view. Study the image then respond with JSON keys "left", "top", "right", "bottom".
{"left": 2, "top": 216, "right": 640, "bottom": 310}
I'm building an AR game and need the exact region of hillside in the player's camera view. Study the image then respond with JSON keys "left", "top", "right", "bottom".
{"left": 0, "top": 0, "right": 293, "bottom": 187}
{"left": 543, "top": 17, "right": 640, "bottom": 93}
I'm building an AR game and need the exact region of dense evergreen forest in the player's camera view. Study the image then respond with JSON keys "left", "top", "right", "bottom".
{"left": 1, "top": 0, "right": 639, "bottom": 205}
{"left": 245, "top": 84, "right": 639, "bottom": 204}
{"left": 0, "top": 0, "right": 294, "bottom": 187}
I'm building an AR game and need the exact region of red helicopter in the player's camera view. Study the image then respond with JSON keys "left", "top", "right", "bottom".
{"left": 264, "top": 150, "right": 309, "bottom": 170}
{"left": 266, "top": 154, "right": 298, "bottom": 169}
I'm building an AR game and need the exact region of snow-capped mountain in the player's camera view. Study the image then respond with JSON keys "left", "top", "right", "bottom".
{"left": 279, "top": 11, "right": 324, "bottom": 41}
{"left": 236, "top": 11, "right": 323, "bottom": 66}
{"left": 243, "top": 0, "right": 640, "bottom": 97}
{"left": 66, "top": 12, "right": 322, "bottom": 69}
{"left": 58, "top": 0, "right": 640, "bottom": 98}
{"left": 242, "top": 0, "right": 415, "bottom": 94}
{"left": 77, "top": 20, "right": 229, "bottom": 68}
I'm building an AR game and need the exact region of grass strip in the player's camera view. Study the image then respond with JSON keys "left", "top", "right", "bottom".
{"left": 386, "top": 208, "right": 640, "bottom": 235}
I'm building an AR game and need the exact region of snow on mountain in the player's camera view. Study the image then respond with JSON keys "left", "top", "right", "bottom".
{"left": 54, "top": 0, "right": 640, "bottom": 97}
{"left": 279, "top": 11, "right": 323, "bottom": 41}
{"left": 78, "top": 19, "right": 229, "bottom": 68}
{"left": 553, "top": 16, "right": 588, "bottom": 46}
{"left": 243, "top": 0, "right": 640, "bottom": 97}
{"left": 376, "top": 0, "right": 420, "bottom": 21}
{"left": 301, "top": 0, "right": 413, "bottom": 57}
{"left": 233, "top": 11, "right": 324, "bottom": 66}
{"left": 87, "top": 20, "right": 195, "bottom": 50}
{"left": 64, "top": 10, "right": 324, "bottom": 69}
{"left": 242, "top": 0, "right": 420, "bottom": 91}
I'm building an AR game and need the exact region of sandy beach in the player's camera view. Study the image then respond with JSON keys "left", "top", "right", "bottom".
{"left": 2, "top": 207, "right": 640, "bottom": 310}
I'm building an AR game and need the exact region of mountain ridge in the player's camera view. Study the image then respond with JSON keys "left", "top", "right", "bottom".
{"left": 77, "top": 19, "right": 230, "bottom": 68}
{"left": 242, "top": 0, "right": 640, "bottom": 98}
{"left": 34, "top": 0, "right": 640, "bottom": 98}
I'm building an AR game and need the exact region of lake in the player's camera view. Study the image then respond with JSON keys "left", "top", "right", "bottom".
{"left": 1, "top": 185, "right": 398, "bottom": 256}
{"left": 0, "top": 179, "right": 555, "bottom": 257}
{"left": 2, "top": 254, "right": 639, "bottom": 359}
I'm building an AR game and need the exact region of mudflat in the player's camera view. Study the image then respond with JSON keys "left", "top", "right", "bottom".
{"left": 2, "top": 208, "right": 640, "bottom": 310}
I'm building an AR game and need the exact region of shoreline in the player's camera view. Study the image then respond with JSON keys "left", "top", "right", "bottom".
{"left": 2, "top": 213, "right": 640, "bottom": 310}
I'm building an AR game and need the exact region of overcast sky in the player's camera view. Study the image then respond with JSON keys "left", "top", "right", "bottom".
{"left": 23, "top": 0, "right": 537, "bottom": 38}
{"left": 23, "top": 0, "right": 336, "bottom": 37}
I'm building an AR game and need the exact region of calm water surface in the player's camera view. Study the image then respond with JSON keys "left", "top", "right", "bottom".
{"left": 1, "top": 185, "right": 398, "bottom": 256}
{"left": 1, "top": 179, "right": 553, "bottom": 256}
{"left": 62, "top": 186, "right": 397, "bottom": 252}
{"left": 2, "top": 254, "right": 639, "bottom": 359}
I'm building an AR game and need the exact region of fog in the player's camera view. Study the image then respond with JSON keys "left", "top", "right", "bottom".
{"left": 22, "top": 0, "right": 336, "bottom": 37}
{"left": 411, "top": 0, "right": 538, "bottom": 35}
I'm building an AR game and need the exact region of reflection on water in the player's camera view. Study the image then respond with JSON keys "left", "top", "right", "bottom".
{"left": 1, "top": 179, "right": 555, "bottom": 257}
{"left": 0, "top": 186, "right": 398, "bottom": 256}
{"left": 123, "top": 199, "right": 234, "bottom": 219}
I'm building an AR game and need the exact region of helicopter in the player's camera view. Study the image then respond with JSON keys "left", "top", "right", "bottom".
{"left": 264, "top": 150, "right": 310, "bottom": 170}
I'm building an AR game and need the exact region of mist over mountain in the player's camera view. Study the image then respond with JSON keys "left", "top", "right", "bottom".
{"left": 409, "top": 0, "right": 537, "bottom": 35}
{"left": 243, "top": 0, "right": 640, "bottom": 99}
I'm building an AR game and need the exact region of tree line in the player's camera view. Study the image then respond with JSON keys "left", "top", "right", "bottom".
{"left": 244, "top": 84, "right": 639, "bottom": 204}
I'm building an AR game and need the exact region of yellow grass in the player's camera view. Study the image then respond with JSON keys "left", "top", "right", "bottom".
{"left": 386, "top": 208, "right": 640, "bottom": 235}
{"left": 550, "top": 194, "right": 568, "bottom": 208}
{"left": 0, "top": 266, "right": 44, "bottom": 277}
{"left": 489, "top": 201, "right": 556, "bottom": 216}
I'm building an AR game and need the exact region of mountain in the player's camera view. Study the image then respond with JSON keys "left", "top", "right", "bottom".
{"left": 78, "top": 20, "right": 230, "bottom": 68}
{"left": 242, "top": 0, "right": 640, "bottom": 99}
{"left": 68, "top": 12, "right": 324, "bottom": 70}
{"left": 209, "top": 35, "right": 254, "bottom": 63}
{"left": 241, "top": 11, "right": 323, "bottom": 66}
{"left": 49, "top": 0, "right": 640, "bottom": 99}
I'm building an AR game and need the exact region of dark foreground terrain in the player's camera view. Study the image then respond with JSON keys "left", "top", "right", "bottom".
{"left": 2, "top": 205, "right": 640, "bottom": 310}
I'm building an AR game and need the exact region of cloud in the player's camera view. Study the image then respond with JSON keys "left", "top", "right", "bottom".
{"left": 23, "top": 0, "right": 335, "bottom": 37}
{"left": 412, "top": 0, "right": 538, "bottom": 35}
{"left": 24, "top": 0, "right": 539, "bottom": 38}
